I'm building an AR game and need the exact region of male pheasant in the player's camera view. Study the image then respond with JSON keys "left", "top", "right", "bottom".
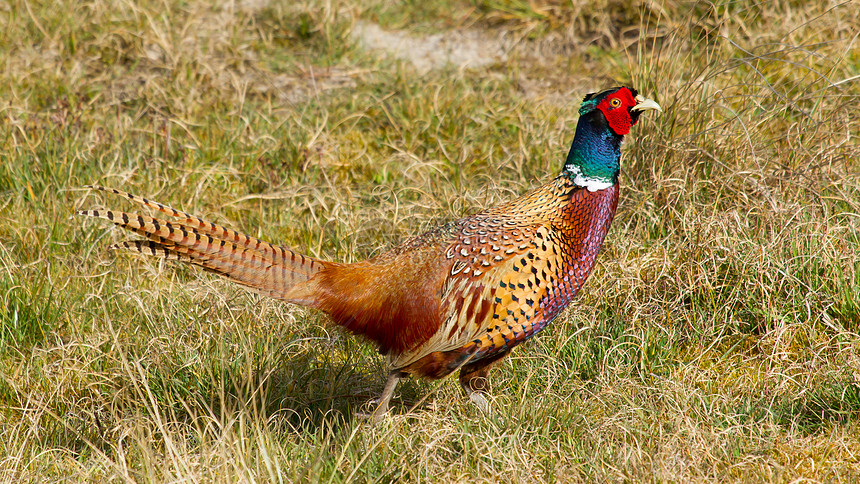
{"left": 79, "top": 87, "right": 660, "bottom": 418}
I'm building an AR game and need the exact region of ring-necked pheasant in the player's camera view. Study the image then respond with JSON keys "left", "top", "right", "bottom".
{"left": 79, "top": 86, "right": 660, "bottom": 418}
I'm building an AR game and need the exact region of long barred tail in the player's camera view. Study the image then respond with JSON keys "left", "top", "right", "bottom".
{"left": 77, "top": 185, "right": 330, "bottom": 299}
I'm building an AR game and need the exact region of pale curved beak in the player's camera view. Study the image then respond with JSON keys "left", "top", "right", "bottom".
{"left": 632, "top": 94, "right": 662, "bottom": 113}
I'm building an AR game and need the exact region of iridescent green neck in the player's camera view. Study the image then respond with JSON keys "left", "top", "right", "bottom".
{"left": 562, "top": 110, "right": 623, "bottom": 191}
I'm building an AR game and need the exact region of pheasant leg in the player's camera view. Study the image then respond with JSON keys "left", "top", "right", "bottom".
{"left": 458, "top": 350, "right": 511, "bottom": 414}
{"left": 369, "top": 371, "right": 401, "bottom": 421}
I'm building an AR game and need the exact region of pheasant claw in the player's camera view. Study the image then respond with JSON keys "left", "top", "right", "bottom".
{"left": 469, "top": 392, "right": 492, "bottom": 415}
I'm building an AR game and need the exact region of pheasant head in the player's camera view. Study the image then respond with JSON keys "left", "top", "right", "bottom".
{"left": 563, "top": 86, "right": 661, "bottom": 191}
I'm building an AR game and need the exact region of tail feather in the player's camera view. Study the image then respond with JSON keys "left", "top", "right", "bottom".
{"left": 78, "top": 186, "right": 330, "bottom": 299}
{"left": 110, "top": 239, "right": 255, "bottom": 281}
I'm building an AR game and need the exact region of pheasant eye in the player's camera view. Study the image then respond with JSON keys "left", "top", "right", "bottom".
{"left": 609, "top": 98, "right": 621, "bottom": 108}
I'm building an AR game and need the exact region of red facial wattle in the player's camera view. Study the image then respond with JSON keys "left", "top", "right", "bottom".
{"left": 596, "top": 88, "right": 637, "bottom": 136}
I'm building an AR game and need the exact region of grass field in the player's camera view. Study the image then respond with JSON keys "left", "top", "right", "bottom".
{"left": 1, "top": 0, "right": 859, "bottom": 481}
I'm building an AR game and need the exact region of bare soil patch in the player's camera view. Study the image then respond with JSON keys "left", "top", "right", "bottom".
{"left": 351, "top": 21, "right": 509, "bottom": 73}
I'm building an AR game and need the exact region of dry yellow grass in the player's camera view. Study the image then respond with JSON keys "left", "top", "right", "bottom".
{"left": 1, "top": 0, "right": 858, "bottom": 481}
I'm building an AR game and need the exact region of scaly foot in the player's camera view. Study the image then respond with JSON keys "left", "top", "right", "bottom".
{"left": 468, "top": 391, "right": 492, "bottom": 415}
